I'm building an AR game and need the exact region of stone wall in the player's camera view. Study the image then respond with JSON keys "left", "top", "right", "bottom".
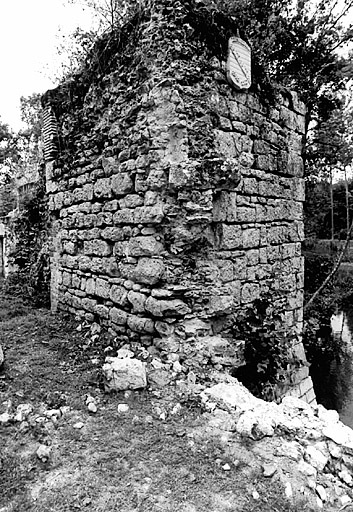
{"left": 44, "top": 0, "right": 314, "bottom": 402}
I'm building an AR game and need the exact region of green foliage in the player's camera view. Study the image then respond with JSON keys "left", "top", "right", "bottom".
{"left": 5, "top": 170, "right": 50, "bottom": 307}
{"left": 305, "top": 177, "right": 353, "bottom": 239}
{"left": 231, "top": 296, "right": 303, "bottom": 401}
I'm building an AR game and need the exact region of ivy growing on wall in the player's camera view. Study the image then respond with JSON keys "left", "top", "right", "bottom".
{"left": 231, "top": 295, "right": 304, "bottom": 401}
{"left": 5, "top": 169, "right": 50, "bottom": 306}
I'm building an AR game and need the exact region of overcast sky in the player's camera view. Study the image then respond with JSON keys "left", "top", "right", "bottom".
{"left": 0, "top": 0, "right": 94, "bottom": 131}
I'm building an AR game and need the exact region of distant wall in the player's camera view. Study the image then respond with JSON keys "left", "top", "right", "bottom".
{"left": 43, "top": 0, "right": 315, "bottom": 403}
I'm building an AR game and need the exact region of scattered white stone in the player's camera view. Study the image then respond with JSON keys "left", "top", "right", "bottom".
{"left": 316, "top": 497, "right": 323, "bottom": 509}
{"left": 171, "top": 403, "right": 182, "bottom": 415}
{"left": 339, "top": 495, "right": 352, "bottom": 506}
{"left": 316, "top": 405, "right": 339, "bottom": 425}
{"left": 339, "top": 470, "right": 353, "bottom": 486}
{"left": 103, "top": 357, "right": 147, "bottom": 391}
{"left": 172, "top": 361, "right": 183, "bottom": 373}
{"left": 222, "top": 463, "right": 231, "bottom": 471}
{"left": 316, "top": 485, "right": 327, "bottom": 502}
{"left": 45, "top": 409, "right": 61, "bottom": 419}
{"left": 0, "top": 412, "right": 11, "bottom": 425}
{"left": 117, "top": 403, "right": 129, "bottom": 414}
{"left": 236, "top": 409, "right": 275, "bottom": 439}
{"left": 262, "top": 463, "right": 277, "bottom": 477}
{"left": 323, "top": 423, "right": 353, "bottom": 449}
{"left": 151, "top": 358, "right": 164, "bottom": 370}
{"left": 307, "top": 479, "right": 316, "bottom": 490}
{"left": 202, "top": 383, "right": 262, "bottom": 411}
{"left": 304, "top": 445, "right": 328, "bottom": 471}
{"left": 327, "top": 441, "right": 341, "bottom": 459}
{"left": 73, "top": 422, "right": 84, "bottom": 429}
{"left": 87, "top": 402, "right": 97, "bottom": 413}
{"left": 275, "top": 441, "right": 302, "bottom": 461}
{"left": 85, "top": 395, "right": 95, "bottom": 405}
{"left": 36, "top": 444, "right": 51, "bottom": 462}
{"left": 0, "top": 344, "right": 4, "bottom": 367}
{"left": 297, "top": 460, "right": 317, "bottom": 477}
{"left": 252, "top": 490, "right": 260, "bottom": 500}
{"left": 284, "top": 482, "right": 293, "bottom": 499}
{"left": 117, "top": 348, "right": 134, "bottom": 359}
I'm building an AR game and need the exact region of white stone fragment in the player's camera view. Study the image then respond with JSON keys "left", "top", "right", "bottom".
{"left": 73, "top": 422, "right": 84, "bottom": 429}
{"left": 87, "top": 402, "right": 97, "bottom": 413}
{"left": 304, "top": 445, "right": 328, "bottom": 471}
{"left": 14, "top": 403, "right": 33, "bottom": 422}
{"left": 284, "top": 482, "right": 293, "bottom": 498}
{"left": 323, "top": 423, "right": 353, "bottom": 449}
{"left": 103, "top": 357, "right": 147, "bottom": 391}
{"left": 339, "top": 495, "right": 352, "bottom": 506}
{"left": 117, "top": 348, "right": 134, "bottom": 359}
{"left": 222, "top": 463, "right": 231, "bottom": 471}
{"left": 117, "top": 403, "right": 129, "bottom": 413}
{"left": 0, "top": 412, "right": 11, "bottom": 425}
{"left": 36, "top": 444, "right": 51, "bottom": 462}
{"left": 316, "top": 405, "right": 339, "bottom": 425}
{"left": 202, "top": 383, "right": 262, "bottom": 411}
{"left": 297, "top": 460, "right": 317, "bottom": 477}
{"left": 339, "top": 470, "right": 353, "bottom": 486}
{"left": 316, "top": 485, "right": 327, "bottom": 502}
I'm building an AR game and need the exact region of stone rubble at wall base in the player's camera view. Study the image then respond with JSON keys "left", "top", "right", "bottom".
{"left": 43, "top": 0, "right": 312, "bottom": 402}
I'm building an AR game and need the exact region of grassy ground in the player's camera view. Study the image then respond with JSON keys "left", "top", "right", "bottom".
{"left": 0, "top": 289, "right": 310, "bottom": 512}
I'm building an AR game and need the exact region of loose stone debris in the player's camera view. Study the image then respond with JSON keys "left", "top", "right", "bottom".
{"left": 200, "top": 378, "right": 353, "bottom": 510}
{"left": 103, "top": 357, "right": 147, "bottom": 391}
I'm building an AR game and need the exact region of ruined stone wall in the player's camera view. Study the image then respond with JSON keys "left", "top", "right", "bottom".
{"left": 44, "top": 0, "right": 314, "bottom": 402}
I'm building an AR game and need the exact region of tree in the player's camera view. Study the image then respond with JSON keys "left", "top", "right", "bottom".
{"left": 65, "top": 0, "right": 133, "bottom": 31}
{"left": 205, "top": 0, "right": 353, "bottom": 131}
{"left": 0, "top": 120, "right": 18, "bottom": 185}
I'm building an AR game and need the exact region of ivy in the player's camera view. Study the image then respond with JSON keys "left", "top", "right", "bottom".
{"left": 5, "top": 168, "right": 50, "bottom": 307}
{"left": 231, "top": 295, "right": 304, "bottom": 401}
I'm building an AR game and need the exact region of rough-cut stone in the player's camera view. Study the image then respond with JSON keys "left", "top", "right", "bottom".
{"left": 43, "top": 0, "right": 309, "bottom": 403}
{"left": 103, "top": 357, "right": 147, "bottom": 391}
{"left": 133, "top": 258, "right": 165, "bottom": 284}
{"left": 145, "top": 297, "right": 191, "bottom": 317}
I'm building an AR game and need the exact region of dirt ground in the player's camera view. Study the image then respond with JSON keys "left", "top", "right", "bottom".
{"left": 0, "top": 289, "right": 309, "bottom": 512}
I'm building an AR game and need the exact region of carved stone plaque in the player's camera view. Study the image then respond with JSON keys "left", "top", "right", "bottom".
{"left": 226, "top": 36, "right": 251, "bottom": 91}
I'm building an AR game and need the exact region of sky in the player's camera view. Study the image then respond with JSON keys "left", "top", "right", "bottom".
{"left": 0, "top": 0, "right": 95, "bottom": 131}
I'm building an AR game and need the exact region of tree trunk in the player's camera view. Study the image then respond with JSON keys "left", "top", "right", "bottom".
{"left": 330, "top": 169, "right": 334, "bottom": 243}
{"left": 345, "top": 166, "right": 350, "bottom": 234}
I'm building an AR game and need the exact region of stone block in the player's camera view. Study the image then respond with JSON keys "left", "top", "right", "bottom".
{"left": 103, "top": 357, "right": 147, "bottom": 391}
{"left": 112, "top": 173, "right": 134, "bottom": 195}
{"left": 207, "top": 295, "right": 234, "bottom": 315}
{"left": 220, "top": 225, "right": 242, "bottom": 250}
{"left": 83, "top": 240, "right": 112, "bottom": 257}
{"left": 127, "top": 237, "right": 164, "bottom": 257}
{"left": 95, "top": 278, "right": 110, "bottom": 299}
{"left": 241, "top": 283, "right": 260, "bottom": 303}
{"left": 101, "top": 227, "right": 124, "bottom": 241}
{"left": 120, "top": 194, "right": 144, "bottom": 209}
{"left": 145, "top": 297, "right": 190, "bottom": 317}
{"left": 113, "top": 209, "right": 135, "bottom": 224}
{"left": 127, "top": 290, "right": 147, "bottom": 313}
{"left": 242, "top": 228, "right": 260, "bottom": 249}
{"left": 94, "top": 177, "right": 112, "bottom": 199}
{"left": 127, "top": 315, "right": 155, "bottom": 333}
{"left": 132, "top": 258, "right": 164, "bottom": 285}
{"left": 134, "top": 205, "right": 164, "bottom": 224}
{"left": 110, "top": 285, "right": 128, "bottom": 306}
{"left": 110, "top": 307, "right": 128, "bottom": 325}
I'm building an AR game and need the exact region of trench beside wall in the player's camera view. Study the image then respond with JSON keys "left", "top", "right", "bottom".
{"left": 43, "top": 0, "right": 315, "bottom": 403}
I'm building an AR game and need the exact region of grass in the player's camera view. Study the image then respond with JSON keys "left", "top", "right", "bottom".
{"left": 0, "top": 288, "right": 319, "bottom": 512}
